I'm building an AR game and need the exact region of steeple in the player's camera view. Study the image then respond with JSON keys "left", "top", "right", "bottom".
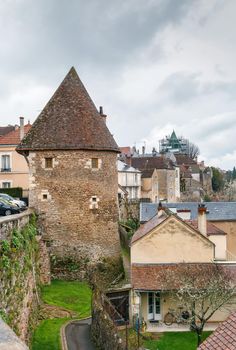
{"left": 17, "top": 67, "right": 119, "bottom": 153}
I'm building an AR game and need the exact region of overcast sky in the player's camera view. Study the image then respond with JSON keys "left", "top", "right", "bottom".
{"left": 0, "top": 0, "right": 235, "bottom": 169}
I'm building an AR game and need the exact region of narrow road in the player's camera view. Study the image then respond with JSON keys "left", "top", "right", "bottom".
{"left": 65, "top": 318, "right": 96, "bottom": 350}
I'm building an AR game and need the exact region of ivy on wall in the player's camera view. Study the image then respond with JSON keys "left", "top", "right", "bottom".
{"left": 0, "top": 213, "right": 39, "bottom": 335}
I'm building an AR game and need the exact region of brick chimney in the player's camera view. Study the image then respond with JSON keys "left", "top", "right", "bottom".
{"left": 99, "top": 106, "right": 107, "bottom": 124}
{"left": 19, "top": 117, "right": 24, "bottom": 140}
{"left": 198, "top": 204, "right": 207, "bottom": 235}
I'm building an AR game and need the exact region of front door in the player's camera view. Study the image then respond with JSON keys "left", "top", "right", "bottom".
{"left": 148, "top": 292, "right": 161, "bottom": 321}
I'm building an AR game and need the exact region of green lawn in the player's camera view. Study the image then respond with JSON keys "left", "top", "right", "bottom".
{"left": 31, "top": 280, "right": 92, "bottom": 350}
{"left": 41, "top": 280, "right": 92, "bottom": 318}
{"left": 143, "top": 331, "right": 212, "bottom": 350}
{"left": 31, "top": 318, "right": 67, "bottom": 350}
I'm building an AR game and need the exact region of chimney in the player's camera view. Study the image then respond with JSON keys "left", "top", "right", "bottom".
{"left": 157, "top": 202, "right": 164, "bottom": 217}
{"left": 19, "top": 117, "right": 24, "bottom": 140}
{"left": 198, "top": 204, "right": 207, "bottom": 235}
{"left": 99, "top": 106, "right": 107, "bottom": 124}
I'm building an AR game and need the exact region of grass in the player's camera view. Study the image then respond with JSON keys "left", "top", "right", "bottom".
{"left": 143, "top": 331, "right": 212, "bottom": 350}
{"left": 41, "top": 280, "right": 92, "bottom": 318}
{"left": 31, "top": 318, "right": 67, "bottom": 350}
{"left": 31, "top": 280, "right": 92, "bottom": 350}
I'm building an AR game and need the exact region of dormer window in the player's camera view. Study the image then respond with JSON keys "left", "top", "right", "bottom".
{"left": 91, "top": 158, "right": 99, "bottom": 169}
{"left": 45, "top": 157, "right": 53, "bottom": 169}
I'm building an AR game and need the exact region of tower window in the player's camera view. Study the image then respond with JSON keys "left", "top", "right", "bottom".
{"left": 91, "top": 158, "right": 99, "bottom": 169}
{"left": 45, "top": 157, "right": 53, "bottom": 169}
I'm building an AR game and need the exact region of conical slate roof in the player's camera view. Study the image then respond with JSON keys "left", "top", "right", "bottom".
{"left": 17, "top": 67, "right": 119, "bottom": 152}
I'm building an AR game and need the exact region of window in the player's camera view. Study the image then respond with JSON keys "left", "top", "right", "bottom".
{"left": 43, "top": 194, "right": 48, "bottom": 200}
{"left": 45, "top": 157, "right": 53, "bottom": 169}
{"left": 1, "top": 155, "right": 10, "bottom": 172}
{"left": 91, "top": 158, "right": 99, "bottom": 169}
{"left": 2, "top": 182, "right": 11, "bottom": 188}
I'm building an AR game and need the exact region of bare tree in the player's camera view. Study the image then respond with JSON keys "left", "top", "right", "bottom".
{"left": 158, "top": 263, "right": 236, "bottom": 347}
{"left": 189, "top": 142, "right": 200, "bottom": 160}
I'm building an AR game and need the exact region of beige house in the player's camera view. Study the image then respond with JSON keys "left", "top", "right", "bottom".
{"left": 0, "top": 118, "right": 31, "bottom": 196}
{"left": 141, "top": 169, "right": 159, "bottom": 203}
{"left": 130, "top": 156, "right": 180, "bottom": 203}
{"left": 131, "top": 205, "right": 236, "bottom": 329}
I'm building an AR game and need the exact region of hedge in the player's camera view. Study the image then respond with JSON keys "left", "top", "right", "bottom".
{"left": 0, "top": 187, "right": 23, "bottom": 198}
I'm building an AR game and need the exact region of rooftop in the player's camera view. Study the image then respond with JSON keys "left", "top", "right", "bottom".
{"left": 17, "top": 67, "right": 119, "bottom": 153}
{"left": 198, "top": 311, "right": 236, "bottom": 350}
{"left": 140, "top": 202, "right": 236, "bottom": 222}
{"left": 0, "top": 124, "right": 31, "bottom": 145}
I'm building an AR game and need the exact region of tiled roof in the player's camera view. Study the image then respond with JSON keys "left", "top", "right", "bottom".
{"left": 140, "top": 202, "right": 236, "bottom": 222}
{"left": 131, "top": 156, "right": 175, "bottom": 171}
{"left": 120, "top": 147, "right": 133, "bottom": 156}
{"left": 187, "top": 220, "right": 226, "bottom": 236}
{"left": 132, "top": 263, "right": 236, "bottom": 291}
{"left": 131, "top": 212, "right": 168, "bottom": 244}
{"left": 0, "top": 125, "right": 15, "bottom": 136}
{"left": 0, "top": 124, "right": 31, "bottom": 145}
{"left": 17, "top": 67, "right": 119, "bottom": 153}
{"left": 174, "top": 154, "right": 200, "bottom": 173}
{"left": 198, "top": 311, "right": 236, "bottom": 350}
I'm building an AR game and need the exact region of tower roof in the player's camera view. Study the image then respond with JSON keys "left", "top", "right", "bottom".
{"left": 17, "top": 67, "right": 119, "bottom": 153}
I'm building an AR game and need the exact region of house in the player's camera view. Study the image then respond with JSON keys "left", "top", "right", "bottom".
{"left": 130, "top": 156, "right": 180, "bottom": 203}
{"left": 131, "top": 204, "right": 236, "bottom": 329}
{"left": 0, "top": 118, "right": 31, "bottom": 196}
{"left": 118, "top": 160, "right": 141, "bottom": 200}
{"left": 140, "top": 202, "right": 236, "bottom": 259}
{"left": 198, "top": 311, "right": 236, "bottom": 349}
{"left": 16, "top": 67, "right": 121, "bottom": 263}
{"left": 140, "top": 169, "right": 159, "bottom": 203}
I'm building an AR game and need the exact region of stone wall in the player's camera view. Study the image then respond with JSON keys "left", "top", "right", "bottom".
{"left": 0, "top": 211, "right": 40, "bottom": 343}
{"left": 91, "top": 290, "right": 125, "bottom": 350}
{"left": 28, "top": 150, "right": 121, "bottom": 265}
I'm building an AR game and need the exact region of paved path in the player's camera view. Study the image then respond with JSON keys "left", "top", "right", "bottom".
{"left": 65, "top": 318, "right": 96, "bottom": 350}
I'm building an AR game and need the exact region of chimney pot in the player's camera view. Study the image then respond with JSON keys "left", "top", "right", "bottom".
{"left": 99, "top": 106, "right": 107, "bottom": 124}
{"left": 198, "top": 204, "right": 207, "bottom": 235}
{"left": 19, "top": 117, "right": 24, "bottom": 141}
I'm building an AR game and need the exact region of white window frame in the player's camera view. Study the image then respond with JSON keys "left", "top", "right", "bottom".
{"left": 0, "top": 152, "right": 12, "bottom": 172}
{"left": 1, "top": 180, "right": 12, "bottom": 188}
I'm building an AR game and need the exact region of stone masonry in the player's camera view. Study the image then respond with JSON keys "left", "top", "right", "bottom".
{"left": 17, "top": 67, "right": 121, "bottom": 263}
{"left": 28, "top": 150, "right": 120, "bottom": 260}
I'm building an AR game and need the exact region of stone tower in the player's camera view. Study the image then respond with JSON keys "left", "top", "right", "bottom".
{"left": 17, "top": 67, "right": 121, "bottom": 262}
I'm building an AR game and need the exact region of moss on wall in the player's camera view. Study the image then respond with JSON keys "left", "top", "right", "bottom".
{"left": 0, "top": 213, "right": 40, "bottom": 342}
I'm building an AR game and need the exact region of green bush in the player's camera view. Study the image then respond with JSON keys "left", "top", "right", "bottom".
{"left": 0, "top": 187, "right": 23, "bottom": 198}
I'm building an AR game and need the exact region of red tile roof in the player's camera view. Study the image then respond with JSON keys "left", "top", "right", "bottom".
{"left": 17, "top": 67, "right": 119, "bottom": 153}
{"left": 0, "top": 124, "right": 31, "bottom": 145}
{"left": 120, "top": 147, "right": 133, "bottom": 156}
{"left": 132, "top": 263, "right": 236, "bottom": 291}
{"left": 186, "top": 220, "right": 226, "bottom": 236}
{"left": 198, "top": 311, "right": 236, "bottom": 350}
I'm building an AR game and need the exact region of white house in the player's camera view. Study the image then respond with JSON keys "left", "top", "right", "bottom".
{"left": 118, "top": 160, "right": 141, "bottom": 200}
